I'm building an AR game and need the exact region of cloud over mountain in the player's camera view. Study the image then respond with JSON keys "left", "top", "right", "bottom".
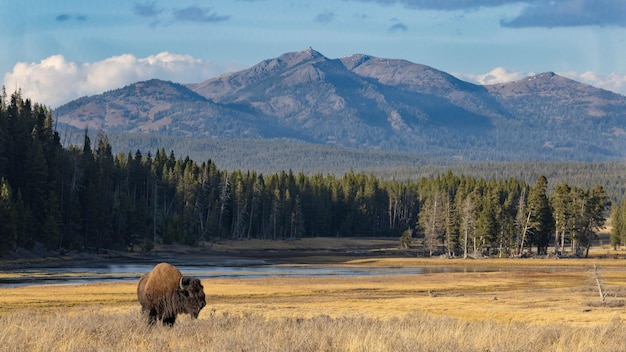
{"left": 3, "top": 52, "right": 234, "bottom": 107}
{"left": 455, "top": 67, "right": 532, "bottom": 86}
{"left": 4, "top": 50, "right": 625, "bottom": 111}
{"left": 457, "top": 68, "right": 626, "bottom": 96}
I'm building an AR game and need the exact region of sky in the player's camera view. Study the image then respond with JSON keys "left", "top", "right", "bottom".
{"left": 2, "top": 0, "right": 626, "bottom": 108}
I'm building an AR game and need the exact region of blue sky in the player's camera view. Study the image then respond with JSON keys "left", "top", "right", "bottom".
{"left": 2, "top": 0, "right": 626, "bottom": 107}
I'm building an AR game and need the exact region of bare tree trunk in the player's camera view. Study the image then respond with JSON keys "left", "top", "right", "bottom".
{"left": 429, "top": 196, "right": 438, "bottom": 256}
{"left": 519, "top": 211, "right": 531, "bottom": 256}
{"left": 585, "top": 233, "right": 592, "bottom": 258}
{"left": 514, "top": 188, "right": 527, "bottom": 256}
{"left": 461, "top": 197, "right": 475, "bottom": 259}
{"left": 553, "top": 228, "right": 559, "bottom": 256}
{"left": 463, "top": 226, "right": 469, "bottom": 259}
{"left": 594, "top": 263, "right": 605, "bottom": 301}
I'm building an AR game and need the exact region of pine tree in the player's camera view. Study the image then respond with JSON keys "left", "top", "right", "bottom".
{"left": 618, "top": 202, "right": 626, "bottom": 247}
{"left": 609, "top": 203, "right": 623, "bottom": 249}
{"left": 0, "top": 179, "right": 16, "bottom": 254}
{"left": 582, "top": 185, "right": 610, "bottom": 257}
{"left": 476, "top": 192, "right": 497, "bottom": 256}
{"left": 527, "top": 176, "right": 554, "bottom": 255}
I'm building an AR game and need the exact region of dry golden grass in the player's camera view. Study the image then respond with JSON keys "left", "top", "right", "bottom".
{"left": 2, "top": 256, "right": 626, "bottom": 350}
{"left": 3, "top": 308, "right": 626, "bottom": 352}
{"left": 0, "top": 282, "right": 137, "bottom": 312}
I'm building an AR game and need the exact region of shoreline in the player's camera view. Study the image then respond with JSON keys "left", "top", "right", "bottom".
{"left": 1, "top": 233, "right": 624, "bottom": 272}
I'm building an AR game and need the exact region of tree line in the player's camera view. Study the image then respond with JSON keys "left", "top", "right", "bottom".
{"left": 60, "top": 130, "right": 626, "bottom": 202}
{"left": 0, "top": 91, "right": 614, "bottom": 257}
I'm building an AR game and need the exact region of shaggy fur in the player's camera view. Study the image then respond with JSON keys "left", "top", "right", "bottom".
{"left": 137, "top": 262, "right": 206, "bottom": 326}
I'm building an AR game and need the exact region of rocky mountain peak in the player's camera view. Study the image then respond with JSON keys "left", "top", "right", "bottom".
{"left": 55, "top": 50, "right": 626, "bottom": 161}
{"left": 340, "top": 54, "right": 372, "bottom": 70}
{"left": 486, "top": 71, "right": 619, "bottom": 100}
{"left": 278, "top": 47, "right": 325, "bottom": 63}
{"left": 257, "top": 48, "right": 327, "bottom": 72}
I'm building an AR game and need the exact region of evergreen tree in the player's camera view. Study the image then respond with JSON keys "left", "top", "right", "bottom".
{"left": 581, "top": 185, "right": 610, "bottom": 257}
{"left": 476, "top": 190, "right": 498, "bottom": 256}
{"left": 2, "top": 90, "right": 623, "bottom": 255}
{"left": 527, "top": 176, "right": 554, "bottom": 254}
{"left": 609, "top": 203, "right": 621, "bottom": 248}
{"left": 0, "top": 179, "right": 16, "bottom": 254}
{"left": 610, "top": 202, "right": 626, "bottom": 249}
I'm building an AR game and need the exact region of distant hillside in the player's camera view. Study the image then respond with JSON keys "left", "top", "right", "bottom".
{"left": 55, "top": 48, "right": 626, "bottom": 162}
{"left": 58, "top": 129, "right": 626, "bottom": 201}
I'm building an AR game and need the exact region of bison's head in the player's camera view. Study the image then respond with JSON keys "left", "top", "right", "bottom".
{"left": 179, "top": 277, "right": 206, "bottom": 319}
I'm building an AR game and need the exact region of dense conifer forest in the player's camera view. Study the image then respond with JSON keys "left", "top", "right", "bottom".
{"left": 61, "top": 130, "right": 626, "bottom": 201}
{"left": 1, "top": 91, "right": 624, "bottom": 257}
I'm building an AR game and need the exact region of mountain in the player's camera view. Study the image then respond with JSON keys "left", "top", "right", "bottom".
{"left": 54, "top": 49, "right": 626, "bottom": 162}
{"left": 54, "top": 79, "right": 266, "bottom": 139}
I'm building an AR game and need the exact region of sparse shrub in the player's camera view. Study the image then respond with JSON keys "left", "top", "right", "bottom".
{"left": 399, "top": 228, "right": 413, "bottom": 249}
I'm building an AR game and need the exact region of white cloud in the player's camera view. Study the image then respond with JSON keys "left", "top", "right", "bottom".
{"left": 457, "top": 67, "right": 626, "bottom": 96}
{"left": 6, "top": 54, "right": 626, "bottom": 109}
{"left": 564, "top": 71, "right": 626, "bottom": 96}
{"left": 3, "top": 52, "right": 237, "bottom": 107}
{"left": 454, "top": 67, "right": 532, "bottom": 86}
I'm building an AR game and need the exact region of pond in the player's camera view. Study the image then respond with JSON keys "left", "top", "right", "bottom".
{"left": 0, "top": 262, "right": 478, "bottom": 288}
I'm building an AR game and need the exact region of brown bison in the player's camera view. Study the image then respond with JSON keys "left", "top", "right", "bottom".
{"left": 137, "top": 262, "right": 206, "bottom": 326}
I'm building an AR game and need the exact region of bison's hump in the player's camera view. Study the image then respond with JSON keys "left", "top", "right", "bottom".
{"left": 143, "top": 262, "right": 183, "bottom": 300}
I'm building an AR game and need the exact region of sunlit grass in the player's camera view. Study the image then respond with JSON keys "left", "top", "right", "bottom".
{"left": 4, "top": 308, "right": 625, "bottom": 352}
{"left": 2, "top": 261, "right": 625, "bottom": 323}
{"left": 2, "top": 266, "right": 626, "bottom": 351}
{"left": 0, "top": 282, "right": 137, "bottom": 313}
{"left": 2, "top": 253, "right": 626, "bottom": 350}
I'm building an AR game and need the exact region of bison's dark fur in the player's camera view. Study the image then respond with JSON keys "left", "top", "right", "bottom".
{"left": 137, "top": 262, "right": 206, "bottom": 326}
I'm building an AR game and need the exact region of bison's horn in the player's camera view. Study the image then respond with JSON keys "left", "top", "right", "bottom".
{"left": 179, "top": 277, "right": 185, "bottom": 290}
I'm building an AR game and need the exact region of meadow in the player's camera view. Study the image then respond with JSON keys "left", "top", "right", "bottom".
{"left": 2, "top": 250, "right": 626, "bottom": 351}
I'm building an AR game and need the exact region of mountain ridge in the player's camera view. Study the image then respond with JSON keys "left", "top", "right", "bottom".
{"left": 54, "top": 49, "right": 626, "bottom": 162}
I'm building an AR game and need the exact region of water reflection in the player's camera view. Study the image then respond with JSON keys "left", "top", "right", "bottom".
{"left": 0, "top": 261, "right": 557, "bottom": 288}
{"left": 0, "top": 264, "right": 431, "bottom": 287}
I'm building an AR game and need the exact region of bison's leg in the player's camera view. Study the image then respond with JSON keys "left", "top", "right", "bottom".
{"left": 162, "top": 314, "right": 176, "bottom": 327}
{"left": 147, "top": 308, "right": 158, "bottom": 325}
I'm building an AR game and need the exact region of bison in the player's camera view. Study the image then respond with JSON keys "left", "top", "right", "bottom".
{"left": 137, "top": 262, "right": 206, "bottom": 326}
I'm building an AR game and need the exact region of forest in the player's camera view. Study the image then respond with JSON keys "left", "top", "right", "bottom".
{"left": 59, "top": 128, "right": 626, "bottom": 201}
{"left": 0, "top": 90, "right": 624, "bottom": 257}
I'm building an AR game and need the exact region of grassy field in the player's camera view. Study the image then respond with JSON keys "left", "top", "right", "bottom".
{"left": 2, "top": 252, "right": 626, "bottom": 351}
